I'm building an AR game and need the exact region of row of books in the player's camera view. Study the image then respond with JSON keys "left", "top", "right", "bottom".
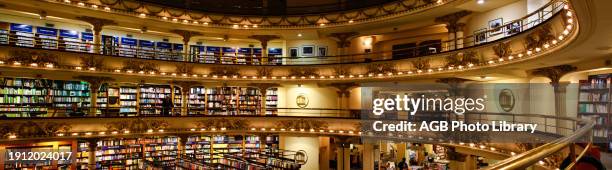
{"left": 579, "top": 103, "right": 610, "bottom": 113}
{"left": 580, "top": 93, "right": 610, "bottom": 102}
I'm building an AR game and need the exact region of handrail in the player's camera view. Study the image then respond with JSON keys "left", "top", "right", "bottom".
{"left": 483, "top": 117, "right": 594, "bottom": 170}
{"left": 0, "top": 0, "right": 567, "bottom": 65}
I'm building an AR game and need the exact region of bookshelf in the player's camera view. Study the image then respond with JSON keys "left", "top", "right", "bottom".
{"left": 95, "top": 139, "right": 143, "bottom": 170}
{"left": 51, "top": 80, "right": 90, "bottom": 109}
{"left": 138, "top": 40, "right": 156, "bottom": 59}
{"left": 96, "top": 83, "right": 109, "bottom": 115}
{"left": 206, "top": 87, "right": 236, "bottom": 115}
{"left": 156, "top": 42, "right": 172, "bottom": 60}
{"left": 578, "top": 73, "right": 612, "bottom": 151}
{"left": 35, "top": 26, "right": 58, "bottom": 49}
{"left": 237, "top": 48, "right": 251, "bottom": 65}
{"left": 174, "top": 86, "right": 183, "bottom": 114}
{"left": 77, "top": 142, "right": 90, "bottom": 169}
{"left": 185, "top": 135, "right": 213, "bottom": 162}
{"left": 189, "top": 87, "right": 207, "bottom": 115}
{"left": 139, "top": 85, "right": 172, "bottom": 115}
{"left": 239, "top": 87, "right": 261, "bottom": 115}
{"left": 266, "top": 88, "right": 279, "bottom": 115}
{"left": 268, "top": 48, "right": 283, "bottom": 65}
{"left": 9, "top": 23, "right": 35, "bottom": 47}
{"left": 253, "top": 48, "right": 263, "bottom": 65}
{"left": 143, "top": 136, "right": 179, "bottom": 168}
{"left": 3, "top": 146, "right": 55, "bottom": 169}
{"left": 222, "top": 47, "right": 237, "bottom": 64}
{"left": 172, "top": 44, "right": 184, "bottom": 61}
{"left": 119, "top": 86, "right": 138, "bottom": 116}
{"left": 206, "top": 46, "right": 221, "bottom": 64}
{"left": 0, "top": 77, "right": 51, "bottom": 117}
{"left": 190, "top": 45, "right": 207, "bottom": 63}
{"left": 59, "top": 29, "right": 81, "bottom": 52}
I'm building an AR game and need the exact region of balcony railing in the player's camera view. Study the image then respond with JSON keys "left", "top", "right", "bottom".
{"left": 0, "top": 0, "right": 567, "bottom": 65}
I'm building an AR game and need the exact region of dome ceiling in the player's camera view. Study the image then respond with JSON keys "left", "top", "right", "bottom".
{"left": 136, "top": 0, "right": 398, "bottom": 15}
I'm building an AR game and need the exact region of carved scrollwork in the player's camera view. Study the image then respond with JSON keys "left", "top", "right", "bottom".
{"left": 105, "top": 119, "right": 169, "bottom": 132}
{"left": 367, "top": 63, "right": 397, "bottom": 75}
{"left": 411, "top": 58, "right": 430, "bottom": 70}
{"left": 492, "top": 42, "right": 512, "bottom": 58}
{"left": 445, "top": 51, "right": 480, "bottom": 67}
{"left": 121, "top": 59, "right": 160, "bottom": 73}
{"left": 7, "top": 50, "right": 58, "bottom": 65}
{"left": 256, "top": 67, "right": 273, "bottom": 77}
{"left": 0, "top": 121, "right": 71, "bottom": 138}
{"left": 80, "top": 55, "right": 105, "bottom": 69}
{"left": 210, "top": 66, "right": 240, "bottom": 77}
{"left": 276, "top": 119, "right": 329, "bottom": 130}
{"left": 525, "top": 24, "right": 555, "bottom": 50}
{"left": 289, "top": 68, "right": 319, "bottom": 77}
{"left": 333, "top": 66, "right": 351, "bottom": 76}
{"left": 175, "top": 63, "right": 194, "bottom": 75}
{"left": 195, "top": 118, "right": 250, "bottom": 130}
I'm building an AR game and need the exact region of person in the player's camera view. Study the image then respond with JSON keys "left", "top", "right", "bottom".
{"left": 161, "top": 96, "right": 172, "bottom": 116}
{"left": 69, "top": 102, "right": 84, "bottom": 117}
{"left": 397, "top": 157, "right": 409, "bottom": 170}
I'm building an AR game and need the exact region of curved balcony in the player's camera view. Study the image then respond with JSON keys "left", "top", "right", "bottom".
{"left": 0, "top": 110, "right": 596, "bottom": 169}
{"left": 0, "top": 0, "right": 577, "bottom": 82}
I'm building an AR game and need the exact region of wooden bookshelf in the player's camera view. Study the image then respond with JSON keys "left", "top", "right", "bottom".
{"left": 139, "top": 85, "right": 173, "bottom": 115}
{"left": 266, "top": 88, "right": 279, "bottom": 115}
{"left": 188, "top": 87, "right": 207, "bottom": 115}
{"left": 119, "top": 86, "right": 137, "bottom": 116}
{"left": 578, "top": 73, "right": 611, "bottom": 151}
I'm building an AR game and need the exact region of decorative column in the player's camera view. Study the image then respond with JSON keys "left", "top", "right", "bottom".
{"left": 455, "top": 23, "right": 467, "bottom": 49}
{"left": 362, "top": 143, "right": 375, "bottom": 170}
{"left": 86, "top": 138, "right": 99, "bottom": 170}
{"left": 248, "top": 83, "right": 280, "bottom": 115}
{"left": 171, "top": 30, "right": 202, "bottom": 62}
{"left": 330, "top": 83, "right": 358, "bottom": 115}
{"left": 248, "top": 35, "right": 280, "bottom": 64}
{"left": 74, "top": 76, "right": 115, "bottom": 116}
{"left": 76, "top": 16, "right": 117, "bottom": 54}
{"left": 435, "top": 11, "right": 471, "bottom": 51}
{"left": 170, "top": 81, "right": 201, "bottom": 116}
{"left": 328, "top": 32, "right": 359, "bottom": 56}
{"left": 532, "top": 65, "right": 576, "bottom": 133}
{"left": 336, "top": 143, "right": 351, "bottom": 170}
{"left": 177, "top": 134, "right": 190, "bottom": 159}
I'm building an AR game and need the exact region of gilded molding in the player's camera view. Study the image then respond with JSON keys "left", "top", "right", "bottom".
{"left": 196, "top": 118, "right": 250, "bottom": 130}
{"left": 121, "top": 59, "right": 160, "bottom": 73}
{"left": 0, "top": 121, "right": 71, "bottom": 138}
{"left": 525, "top": 24, "right": 555, "bottom": 50}
{"left": 445, "top": 51, "right": 480, "bottom": 67}
{"left": 289, "top": 68, "right": 319, "bottom": 77}
{"left": 531, "top": 65, "right": 577, "bottom": 83}
{"left": 7, "top": 50, "right": 58, "bottom": 65}
{"left": 209, "top": 66, "right": 240, "bottom": 77}
{"left": 105, "top": 119, "right": 169, "bottom": 132}
{"left": 276, "top": 119, "right": 329, "bottom": 130}
{"left": 367, "top": 63, "right": 397, "bottom": 74}
{"left": 492, "top": 42, "right": 512, "bottom": 58}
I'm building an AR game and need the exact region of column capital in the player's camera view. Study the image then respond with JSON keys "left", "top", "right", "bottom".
{"left": 329, "top": 82, "right": 358, "bottom": 97}
{"left": 171, "top": 29, "right": 202, "bottom": 43}
{"left": 328, "top": 32, "right": 359, "bottom": 48}
{"left": 435, "top": 10, "right": 471, "bottom": 32}
{"left": 248, "top": 35, "right": 281, "bottom": 46}
{"left": 75, "top": 16, "right": 117, "bottom": 32}
{"left": 531, "top": 65, "right": 577, "bottom": 84}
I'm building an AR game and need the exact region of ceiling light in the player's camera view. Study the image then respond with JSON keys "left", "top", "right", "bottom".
{"left": 252, "top": 25, "right": 258, "bottom": 28}
{"left": 348, "top": 20, "right": 354, "bottom": 23}
{"left": 104, "top": 7, "right": 111, "bottom": 11}
{"left": 139, "top": 13, "right": 146, "bottom": 17}
{"left": 162, "top": 17, "right": 168, "bottom": 20}
{"left": 233, "top": 24, "right": 239, "bottom": 28}
{"left": 77, "top": 2, "right": 85, "bottom": 6}
{"left": 319, "top": 23, "right": 326, "bottom": 26}
{"left": 297, "top": 33, "right": 302, "bottom": 37}
{"left": 477, "top": 0, "right": 485, "bottom": 4}
{"left": 91, "top": 5, "right": 98, "bottom": 8}
{"left": 172, "top": 18, "right": 178, "bottom": 22}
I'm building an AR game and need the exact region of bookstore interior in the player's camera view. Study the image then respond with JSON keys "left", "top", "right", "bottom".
{"left": 0, "top": 0, "right": 611, "bottom": 169}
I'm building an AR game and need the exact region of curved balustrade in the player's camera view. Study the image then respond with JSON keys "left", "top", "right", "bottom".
{"left": 0, "top": 108, "right": 596, "bottom": 169}
{"left": 0, "top": 0, "right": 570, "bottom": 66}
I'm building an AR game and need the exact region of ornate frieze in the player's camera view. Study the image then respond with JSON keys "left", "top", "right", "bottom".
{"left": 7, "top": 50, "right": 58, "bottom": 65}
{"left": 367, "top": 63, "right": 397, "bottom": 75}
{"left": 445, "top": 51, "right": 480, "bottom": 67}
{"left": 276, "top": 119, "right": 329, "bottom": 130}
{"left": 196, "top": 118, "right": 250, "bottom": 130}
{"left": 121, "top": 59, "right": 160, "bottom": 73}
